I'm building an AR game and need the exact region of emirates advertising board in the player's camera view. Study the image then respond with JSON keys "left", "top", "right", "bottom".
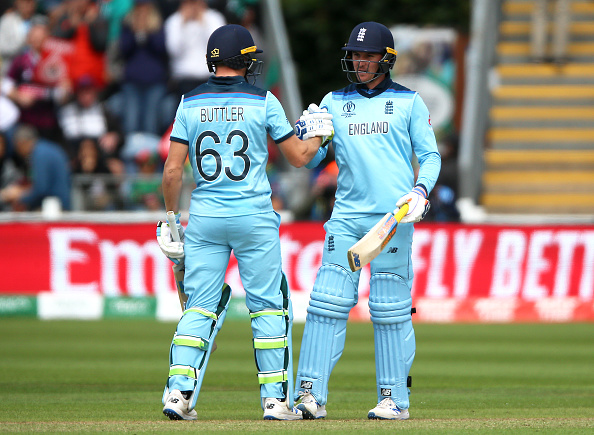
{"left": 0, "top": 222, "right": 593, "bottom": 322}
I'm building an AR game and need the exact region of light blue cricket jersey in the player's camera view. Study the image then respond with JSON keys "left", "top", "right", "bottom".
{"left": 170, "top": 76, "right": 294, "bottom": 217}
{"left": 308, "top": 78, "right": 442, "bottom": 217}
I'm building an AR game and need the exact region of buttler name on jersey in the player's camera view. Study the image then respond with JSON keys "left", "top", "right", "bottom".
{"left": 348, "top": 121, "right": 389, "bottom": 135}
{"left": 201, "top": 106, "right": 245, "bottom": 123}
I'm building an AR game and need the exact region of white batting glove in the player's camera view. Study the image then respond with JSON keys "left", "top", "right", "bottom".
{"left": 395, "top": 186, "right": 431, "bottom": 223}
{"left": 156, "top": 216, "right": 185, "bottom": 265}
{"left": 294, "top": 103, "right": 334, "bottom": 144}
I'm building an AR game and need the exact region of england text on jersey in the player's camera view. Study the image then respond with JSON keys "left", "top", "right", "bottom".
{"left": 348, "top": 122, "right": 389, "bottom": 136}
{"left": 200, "top": 106, "right": 245, "bottom": 123}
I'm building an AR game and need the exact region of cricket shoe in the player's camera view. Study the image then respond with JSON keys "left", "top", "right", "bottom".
{"left": 263, "top": 398, "right": 303, "bottom": 420}
{"left": 296, "top": 392, "right": 327, "bottom": 419}
{"left": 367, "top": 397, "right": 409, "bottom": 420}
{"left": 163, "top": 389, "right": 197, "bottom": 420}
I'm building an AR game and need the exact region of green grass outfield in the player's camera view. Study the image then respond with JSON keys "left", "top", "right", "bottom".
{"left": 0, "top": 319, "right": 592, "bottom": 433}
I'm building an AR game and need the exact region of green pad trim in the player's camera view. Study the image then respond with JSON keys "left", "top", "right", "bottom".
{"left": 183, "top": 307, "right": 217, "bottom": 320}
{"left": 258, "top": 369, "right": 288, "bottom": 384}
{"left": 253, "top": 336, "right": 288, "bottom": 349}
{"left": 250, "top": 309, "right": 288, "bottom": 319}
{"left": 169, "top": 364, "right": 198, "bottom": 379}
{"left": 173, "top": 334, "right": 209, "bottom": 351}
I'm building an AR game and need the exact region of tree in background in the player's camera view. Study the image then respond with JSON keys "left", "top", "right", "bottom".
{"left": 282, "top": 0, "right": 470, "bottom": 105}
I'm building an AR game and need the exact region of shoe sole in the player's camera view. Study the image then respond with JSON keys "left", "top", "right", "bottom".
{"left": 367, "top": 411, "right": 409, "bottom": 420}
{"left": 163, "top": 408, "right": 196, "bottom": 421}
{"left": 296, "top": 403, "right": 326, "bottom": 419}
{"left": 263, "top": 415, "right": 303, "bottom": 420}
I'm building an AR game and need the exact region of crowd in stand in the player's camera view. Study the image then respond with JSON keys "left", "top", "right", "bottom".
{"left": 0, "top": 0, "right": 262, "bottom": 212}
{"left": 0, "top": 0, "right": 460, "bottom": 221}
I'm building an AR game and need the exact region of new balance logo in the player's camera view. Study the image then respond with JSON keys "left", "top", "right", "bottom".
{"left": 300, "top": 381, "right": 313, "bottom": 389}
{"left": 381, "top": 388, "right": 392, "bottom": 396}
{"left": 357, "top": 27, "right": 367, "bottom": 41}
{"left": 387, "top": 247, "right": 398, "bottom": 253}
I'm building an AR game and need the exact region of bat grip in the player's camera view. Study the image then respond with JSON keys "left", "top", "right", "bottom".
{"left": 395, "top": 203, "right": 410, "bottom": 222}
{"left": 166, "top": 211, "right": 181, "bottom": 242}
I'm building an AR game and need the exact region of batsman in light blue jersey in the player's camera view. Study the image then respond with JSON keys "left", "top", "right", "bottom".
{"left": 157, "top": 24, "right": 333, "bottom": 421}
{"left": 293, "top": 22, "right": 441, "bottom": 421}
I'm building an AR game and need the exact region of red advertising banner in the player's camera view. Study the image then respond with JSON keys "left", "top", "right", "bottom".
{"left": 1, "top": 221, "right": 593, "bottom": 322}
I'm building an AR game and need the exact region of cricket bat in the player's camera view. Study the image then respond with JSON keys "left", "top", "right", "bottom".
{"left": 166, "top": 211, "right": 218, "bottom": 352}
{"left": 166, "top": 211, "right": 187, "bottom": 310}
{"left": 347, "top": 203, "right": 409, "bottom": 272}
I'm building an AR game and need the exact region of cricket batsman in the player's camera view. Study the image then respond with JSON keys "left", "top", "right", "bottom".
{"left": 156, "top": 24, "right": 333, "bottom": 420}
{"left": 293, "top": 21, "right": 441, "bottom": 420}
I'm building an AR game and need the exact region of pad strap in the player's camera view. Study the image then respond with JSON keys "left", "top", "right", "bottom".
{"left": 183, "top": 307, "right": 218, "bottom": 320}
{"left": 168, "top": 364, "right": 198, "bottom": 379}
{"left": 258, "top": 369, "right": 288, "bottom": 384}
{"left": 253, "top": 336, "right": 288, "bottom": 349}
{"left": 250, "top": 309, "right": 289, "bottom": 318}
{"left": 173, "top": 334, "right": 209, "bottom": 351}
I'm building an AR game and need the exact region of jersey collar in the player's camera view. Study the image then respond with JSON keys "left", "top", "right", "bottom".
{"left": 209, "top": 76, "right": 247, "bottom": 86}
{"left": 355, "top": 77, "right": 393, "bottom": 99}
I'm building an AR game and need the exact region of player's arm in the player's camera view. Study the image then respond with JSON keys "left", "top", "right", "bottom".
{"left": 278, "top": 135, "right": 323, "bottom": 168}
{"left": 279, "top": 103, "right": 334, "bottom": 167}
{"left": 162, "top": 140, "right": 188, "bottom": 213}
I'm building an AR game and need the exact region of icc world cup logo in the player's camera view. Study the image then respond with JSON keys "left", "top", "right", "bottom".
{"left": 342, "top": 101, "right": 356, "bottom": 117}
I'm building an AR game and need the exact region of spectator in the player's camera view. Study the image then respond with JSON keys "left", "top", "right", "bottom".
{"left": 127, "top": 149, "right": 163, "bottom": 210}
{"left": 309, "top": 159, "right": 338, "bottom": 221}
{"left": 0, "top": 0, "right": 43, "bottom": 75}
{"left": 5, "top": 16, "right": 70, "bottom": 144}
{"left": 164, "top": 0, "right": 225, "bottom": 96}
{"left": 0, "top": 75, "right": 20, "bottom": 148}
{"left": 118, "top": 0, "right": 168, "bottom": 135}
{"left": 51, "top": 0, "right": 109, "bottom": 89}
{"left": 72, "top": 136, "right": 122, "bottom": 210}
{"left": 531, "top": 0, "right": 571, "bottom": 64}
{"left": 0, "top": 131, "right": 23, "bottom": 210}
{"left": 57, "top": 74, "right": 125, "bottom": 173}
{"left": 0, "top": 124, "right": 71, "bottom": 210}
{"left": 99, "top": 0, "right": 134, "bottom": 84}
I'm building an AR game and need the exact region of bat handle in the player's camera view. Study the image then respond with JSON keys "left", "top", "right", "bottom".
{"left": 166, "top": 210, "right": 181, "bottom": 243}
{"left": 394, "top": 203, "right": 410, "bottom": 222}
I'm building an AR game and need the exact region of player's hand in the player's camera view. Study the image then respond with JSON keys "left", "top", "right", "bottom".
{"left": 156, "top": 220, "right": 185, "bottom": 265}
{"left": 395, "top": 186, "right": 431, "bottom": 223}
{"left": 294, "top": 103, "right": 334, "bottom": 144}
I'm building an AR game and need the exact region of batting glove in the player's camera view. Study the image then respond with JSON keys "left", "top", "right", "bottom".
{"left": 156, "top": 213, "right": 185, "bottom": 265}
{"left": 294, "top": 103, "right": 334, "bottom": 145}
{"left": 395, "top": 185, "right": 431, "bottom": 223}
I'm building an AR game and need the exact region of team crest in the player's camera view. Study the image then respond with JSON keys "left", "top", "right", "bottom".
{"left": 211, "top": 48, "right": 220, "bottom": 58}
{"left": 385, "top": 100, "right": 393, "bottom": 115}
{"left": 357, "top": 27, "right": 367, "bottom": 41}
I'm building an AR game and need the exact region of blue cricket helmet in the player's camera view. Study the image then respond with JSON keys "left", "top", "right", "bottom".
{"left": 206, "top": 24, "right": 263, "bottom": 83}
{"left": 341, "top": 21, "right": 397, "bottom": 84}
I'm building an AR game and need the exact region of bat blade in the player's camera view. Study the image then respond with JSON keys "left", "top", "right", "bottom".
{"left": 347, "top": 203, "right": 409, "bottom": 272}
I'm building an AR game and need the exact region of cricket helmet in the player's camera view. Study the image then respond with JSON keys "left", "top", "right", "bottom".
{"left": 206, "top": 24, "right": 263, "bottom": 83}
{"left": 341, "top": 21, "right": 397, "bottom": 84}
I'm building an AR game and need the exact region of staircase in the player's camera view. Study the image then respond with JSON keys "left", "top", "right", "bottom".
{"left": 482, "top": 0, "right": 594, "bottom": 215}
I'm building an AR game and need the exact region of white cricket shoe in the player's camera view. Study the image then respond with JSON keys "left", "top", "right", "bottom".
{"left": 367, "top": 397, "right": 409, "bottom": 420}
{"left": 296, "top": 392, "right": 327, "bottom": 419}
{"left": 163, "top": 389, "right": 197, "bottom": 420}
{"left": 263, "top": 398, "right": 303, "bottom": 420}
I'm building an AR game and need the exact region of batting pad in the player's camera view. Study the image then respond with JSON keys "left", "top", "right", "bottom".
{"left": 252, "top": 273, "right": 295, "bottom": 407}
{"left": 369, "top": 273, "right": 415, "bottom": 410}
{"left": 162, "top": 283, "right": 231, "bottom": 410}
{"left": 294, "top": 264, "right": 356, "bottom": 405}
